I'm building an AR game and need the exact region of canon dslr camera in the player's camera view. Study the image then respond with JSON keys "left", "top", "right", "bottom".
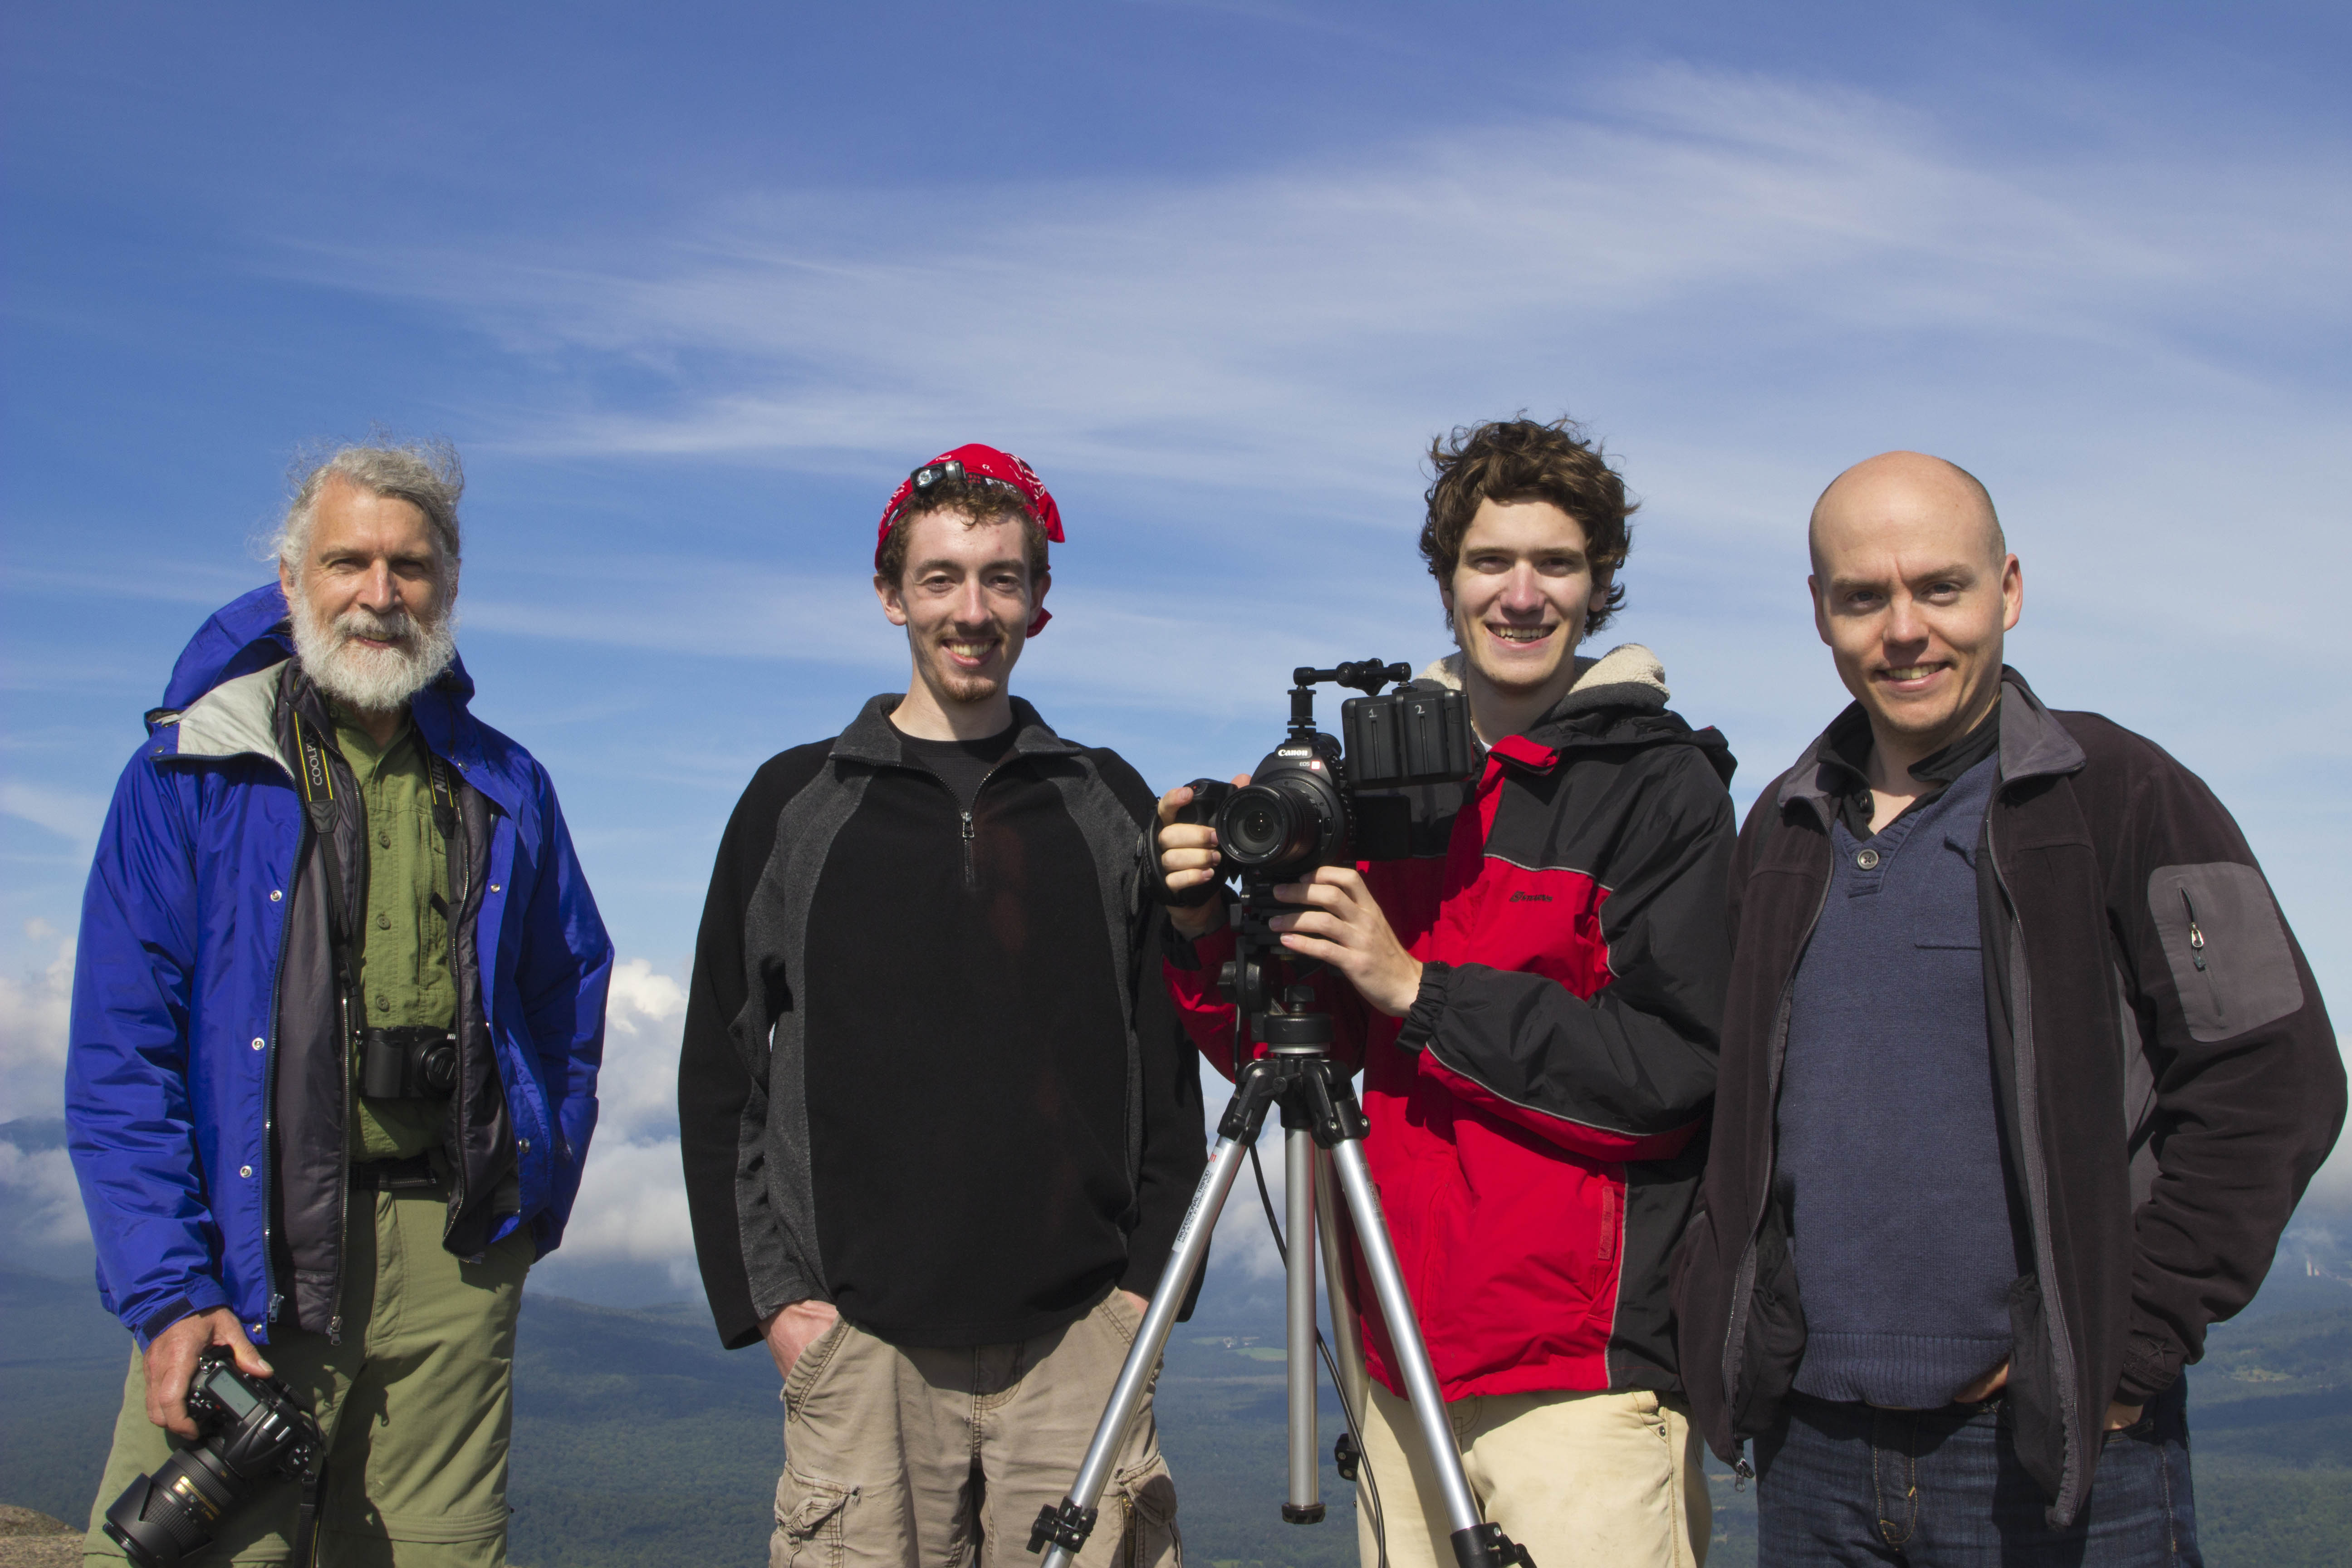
{"left": 1173, "top": 658, "right": 1475, "bottom": 891}
{"left": 103, "top": 1349, "right": 325, "bottom": 1568}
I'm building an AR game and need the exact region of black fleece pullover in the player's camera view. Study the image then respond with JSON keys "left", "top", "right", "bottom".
{"left": 680, "top": 696, "right": 1205, "bottom": 1350}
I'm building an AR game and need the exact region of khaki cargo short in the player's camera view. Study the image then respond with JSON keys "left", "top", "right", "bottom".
{"left": 773, "top": 1292, "right": 1179, "bottom": 1568}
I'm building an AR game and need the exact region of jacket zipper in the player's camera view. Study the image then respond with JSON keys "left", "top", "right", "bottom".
{"left": 444, "top": 764, "right": 474, "bottom": 1245}
{"left": 328, "top": 778, "right": 364, "bottom": 1346}
{"left": 2180, "top": 888, "right": 2208, "bottom": 971}
{"left": 258, "top": 826, "right": 298, "bottom": 1335}
{"left": 957, "top": 760, "right": 1014, "bottom": 889}
{"left": 1720, "top": 851, "right": 1833, "bottom": 1432}
{"left": 1986, "top": 811, "right": 2084, "bottom": 1507}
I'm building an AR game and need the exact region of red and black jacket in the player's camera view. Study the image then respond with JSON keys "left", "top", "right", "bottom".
{"left": 1169, "top": 648, "right": 1737, "bottom": 1400}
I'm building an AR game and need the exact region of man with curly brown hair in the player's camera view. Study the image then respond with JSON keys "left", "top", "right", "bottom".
{"left": 1158, "top": 417, "right": 1737, "bottom": 1568}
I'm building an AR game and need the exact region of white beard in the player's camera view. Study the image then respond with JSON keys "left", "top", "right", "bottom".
{"left": 289, "top": 589, "right": 457, "bottom": 713}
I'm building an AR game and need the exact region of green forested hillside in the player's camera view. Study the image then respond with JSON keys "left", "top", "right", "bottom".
{"left": 5, "top": 1266, "right": 2347, "bottom": 1566}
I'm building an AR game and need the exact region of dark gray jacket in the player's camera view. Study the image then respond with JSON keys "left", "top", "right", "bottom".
{"left": 1675, "top": 669, "right": 2344, "bottom": 1526}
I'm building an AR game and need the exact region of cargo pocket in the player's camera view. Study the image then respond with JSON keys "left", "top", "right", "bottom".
{"left": 771, "top": 1468, "right": 856, "bottom": 1568}
{"left": 1107, "top": 1455, "right": 1181, "bottom": 1568}
{"left": 782, "top": 1318, "right": 850, "bottom": 1422}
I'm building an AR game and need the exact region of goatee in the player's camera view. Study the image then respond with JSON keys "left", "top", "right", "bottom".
{"left": 289, "top": 590, "right": 457, "bottom": 714}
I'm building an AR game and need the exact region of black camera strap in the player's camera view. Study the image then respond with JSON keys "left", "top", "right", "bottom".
{"left": 292, "top": 715, "right": 364, "bottom": 999}
{"left": 292, "top": 1448, "right": 329, "bottom": 1568}
{"left": 292, "top": 713, "right": 461, "bottom": 995}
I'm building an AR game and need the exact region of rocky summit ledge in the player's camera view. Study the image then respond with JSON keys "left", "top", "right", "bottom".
{"left": 0, "top": 1505, "right": 78, "bottom": 1568}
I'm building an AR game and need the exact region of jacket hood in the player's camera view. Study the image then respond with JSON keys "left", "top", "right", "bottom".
{"left": 152, "top": 583, "right": 476, "bottom": 725}
{"left": 1417, "top": 643, "right": 1735, "bottom": 785}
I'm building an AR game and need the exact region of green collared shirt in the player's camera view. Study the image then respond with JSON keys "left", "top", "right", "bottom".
{"left": 333, "top": 707, "right": 457, "bottom": 1160}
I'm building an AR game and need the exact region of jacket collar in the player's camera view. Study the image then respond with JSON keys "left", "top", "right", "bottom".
{"left": 829, "top": 693, "right": 1080, "bottom": 769}
{"left": 1414, "top": 642, "right": 1671, "bottom": 725}
{"left": 1777, "top": 666, "right": 2085, "bottom": 819}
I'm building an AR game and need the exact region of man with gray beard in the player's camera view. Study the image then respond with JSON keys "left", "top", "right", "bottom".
{"left": 68, "top": 442, "right": 612, "bottom": 1567}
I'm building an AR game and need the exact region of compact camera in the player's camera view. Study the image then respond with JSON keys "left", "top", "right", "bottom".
{"left": 103, "top": 1349, "right": 325, "bottom": 1568}
{"left": 359, "top": 1025, "right": 458, "bottom": 1099}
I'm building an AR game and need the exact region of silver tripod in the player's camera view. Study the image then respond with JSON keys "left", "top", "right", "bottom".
{"left": 1028, "top": 937, "right": 1534, "bottom": 1568}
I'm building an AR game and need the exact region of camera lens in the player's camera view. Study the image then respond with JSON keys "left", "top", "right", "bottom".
{"left": 1221, "top": 780, "right": 1332, "bottom": 870}
{"left": 1227, "top": 797, "right": 1288, "bottom": 860}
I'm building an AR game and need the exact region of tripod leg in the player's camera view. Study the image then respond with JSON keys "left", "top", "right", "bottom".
{"left": 1033, "top": 1132, "right": 1253, "bottom": 1568}
{"left": 1312, "top": 1147, "right": 1368, "bottom": 1425}
{"left": 1284, "top": 1126, "right": 1323, "bottom": 1523}
{"left": 1329, "top": 1139, "right": 1533, "bottom": 1568}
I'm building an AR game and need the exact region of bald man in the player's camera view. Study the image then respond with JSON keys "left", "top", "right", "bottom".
{"left": 1673, "top": 454, "right": 2342, "bottom": 1563}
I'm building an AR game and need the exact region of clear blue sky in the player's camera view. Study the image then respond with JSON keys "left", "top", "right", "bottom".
{"left": 5, "top": 1, "right": 2347, "bottom": 1289}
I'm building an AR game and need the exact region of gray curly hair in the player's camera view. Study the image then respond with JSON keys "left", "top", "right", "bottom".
{"left": 274, "top": 439, "right": 465, "bottom": 579}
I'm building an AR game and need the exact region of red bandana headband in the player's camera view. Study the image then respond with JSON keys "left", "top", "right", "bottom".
{"left": 876, "top": 443, "right": 1064, "bottom": 636}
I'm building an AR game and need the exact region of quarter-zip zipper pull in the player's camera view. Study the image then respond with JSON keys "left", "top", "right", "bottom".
{"left": 328, "top": 1314, "right": 343, "bottom": 1345}
{"left": 1733, "top": 1447, "right": 1753, "bottom": 1490}
{"left": 960, "top": 811, "right": 977, "bottom": 888}
{"left": 2180, "top": 889, "right": 2207, "bottom": 971}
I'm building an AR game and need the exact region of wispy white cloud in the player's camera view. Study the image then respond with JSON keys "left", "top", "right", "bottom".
{"left": 281, "top": 64, "right": 2347, "bottom": 499}
{"left": 0, "top": 930, "right": 74, "bottom": 1122}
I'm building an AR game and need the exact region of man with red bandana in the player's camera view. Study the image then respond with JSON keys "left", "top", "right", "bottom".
{"left": 1158, "top": 418, "right": 1735, "bottom": 1568}
{"left": 679, "top": 446, "right": 1205, "bottom": 1568}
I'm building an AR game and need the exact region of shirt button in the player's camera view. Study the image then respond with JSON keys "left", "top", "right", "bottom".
{"left": 375, "top": 995, "right": 391, "bottom": 1012}
{"left": 1856, "top": 848, "right": 1881, "bottom": 870}
{"left": 379, "top": 833, "right": 392, "bottom": 849}
{"left": 377, "top": 913, "right": 391, "bottom": 930}
{"left": 251, "top": 1037, "right": 265, "bottom": 1051}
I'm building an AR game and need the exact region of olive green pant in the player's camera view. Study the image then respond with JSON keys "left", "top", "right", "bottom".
{"left": 83, "top": 1184, "right": 533, "bottom": 1567}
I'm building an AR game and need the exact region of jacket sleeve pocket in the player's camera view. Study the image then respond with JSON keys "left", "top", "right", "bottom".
{"left": 2146, "top": 862, "right": 2303, "bottom": 1043}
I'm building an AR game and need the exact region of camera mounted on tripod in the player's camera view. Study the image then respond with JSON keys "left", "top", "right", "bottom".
{"left": 1163, "top": 657, "right": 1476, "bottom": 1023}
{"left": 1169, "top": 657, "right": 1474, "bottom": 894}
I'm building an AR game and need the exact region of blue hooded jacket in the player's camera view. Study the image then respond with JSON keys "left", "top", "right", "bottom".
{"left": 66, "top": 584, "right": 613, "bottom": 1344}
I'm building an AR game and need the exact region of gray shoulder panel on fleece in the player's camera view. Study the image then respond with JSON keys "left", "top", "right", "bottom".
{"left": 731, "top": 759, "right": 875, "bottom": 1314}
{"left": 2146, "top": 861, "right": 2304, "bottom": 1045}
{"left": 1039, "top": 758, "right": 1150, "bottom": 1186}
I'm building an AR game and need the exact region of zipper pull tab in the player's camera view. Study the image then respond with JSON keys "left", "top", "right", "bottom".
{"left": 327, "top": 1314, "right": 344, "bottom": 1346}
{"left": 1734, "top": 1446, "right": 1754, "bottom": 1492}
{"left": 961, "top": 812, "right": 976, "bottom": 843}
{"left": 2181, "top": 889, "right": 2208, "bottom": 970}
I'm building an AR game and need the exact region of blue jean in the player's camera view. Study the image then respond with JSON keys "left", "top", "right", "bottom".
{"left": 1754, "top": 1379, "right": 2199, "bottom": 1565}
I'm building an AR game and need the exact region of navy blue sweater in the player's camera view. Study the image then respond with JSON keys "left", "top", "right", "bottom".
{"left": 1776, "top": 751, "right": 2021, "bottom": 1407}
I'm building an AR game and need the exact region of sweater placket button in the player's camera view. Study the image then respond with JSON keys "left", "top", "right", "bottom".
{"left": 1856, "top": 848, "right": 1881, "bottom": 870}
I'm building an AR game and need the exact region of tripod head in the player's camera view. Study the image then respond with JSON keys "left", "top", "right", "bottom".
{"left": 1217, "top": 883, "right": 1332, "bottom": 1052}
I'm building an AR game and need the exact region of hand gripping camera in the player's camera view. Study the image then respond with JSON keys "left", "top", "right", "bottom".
{"left": 103, "top": 1350, "right": 327, "bottom": 1568}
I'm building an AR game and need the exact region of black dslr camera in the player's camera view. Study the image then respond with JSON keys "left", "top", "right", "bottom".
{"left": 1173, "top": 658, "right": 1475, "bottom": 889}
{"left": 1168, "top": 659, "right": 1475, "bottom": 1019}
{"left": 103, "top": 1349, "right": 326, "bottom": 1568}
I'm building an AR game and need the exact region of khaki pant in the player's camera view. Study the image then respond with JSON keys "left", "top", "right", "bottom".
{"left": 774, "top": 1292, "right": 1179, "bottom": 1568}
{"left": 1353, "top": 1381, "right": 1709, "bottom": 1568}
{"left": 83, "top": 1185, "right": 533, "bottom": 1567}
